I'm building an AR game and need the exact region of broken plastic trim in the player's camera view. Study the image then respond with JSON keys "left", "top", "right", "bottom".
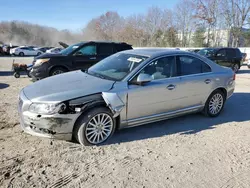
{"left": 102, "top": 92, "right": 125, "bottom": 118}
{"left": 67, "top": 93, "right": 125, "bottom": 118}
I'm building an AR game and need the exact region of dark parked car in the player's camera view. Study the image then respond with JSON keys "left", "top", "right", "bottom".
{"left": 0, "top": 45, "right": 4, "bottom": 55}
{"left": 187, "top": 49, "right": 200, "bottom": 53}
{"left": 198, "top": 47, "right": 243, "bottom": 72}
{"left": 30, "top": 41, "right": 133, "bottom": 80}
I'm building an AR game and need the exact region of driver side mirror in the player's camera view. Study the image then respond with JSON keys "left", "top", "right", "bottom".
{"left": 74, "top": 51, "right": 83, "bottom": 56}
{"left": 130, "top": 73, "right": 153, "bottom": 85}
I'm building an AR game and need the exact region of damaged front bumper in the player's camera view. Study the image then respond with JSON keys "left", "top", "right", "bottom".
{"left": 18, "top": 89, "right": 127, "bottom": 141}
{"left": 18, "top": 90, "right": 80, "bottom": 140}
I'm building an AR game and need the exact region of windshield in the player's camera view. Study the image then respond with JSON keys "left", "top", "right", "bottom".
{"left": 198, "top": 49, "right": 215, "bottom": 57}
{"left": 87, "top": 53, "right": 148, "bottom": 81}
{"left": 60, "top": 42, "right": 84, "bottom": 55}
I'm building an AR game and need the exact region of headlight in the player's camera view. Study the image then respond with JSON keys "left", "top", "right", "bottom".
{"left": 34, "top": 58, "right": 50, "bottom": 66}
{"left": 29, "top": 103, "right": 66, "bottom": 115}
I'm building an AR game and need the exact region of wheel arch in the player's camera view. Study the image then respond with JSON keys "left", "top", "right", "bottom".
{"left": 49, "top": 65, "right": 69, "bottom": 75}
{"left": 209, "top": 87, "right": 227, "bottom": 100}
{"left": 71, "top": 100, "right": 121, "bottom": 140}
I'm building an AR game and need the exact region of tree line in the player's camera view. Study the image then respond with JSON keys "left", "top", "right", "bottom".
{"left": 1, "top": 0, "right": 249, "bottom": 48}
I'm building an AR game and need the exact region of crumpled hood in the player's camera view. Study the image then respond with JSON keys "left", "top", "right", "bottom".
{"left": 23, "top": 70, "right": 115, "bottom": 103}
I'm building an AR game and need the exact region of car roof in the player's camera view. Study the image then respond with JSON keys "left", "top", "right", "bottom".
{"left": 76, "top": 41, "right": 132, "bottom": 46}
{"left": 120, "top": 48, "right": 190, "bottom": 57}
{"left": 202, "top": 47, "right": 239, "bottom": 50}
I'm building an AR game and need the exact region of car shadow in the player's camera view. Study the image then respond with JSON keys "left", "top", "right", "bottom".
{"left": 238, "top": 69, "right": 250, "bottom": 74}
{"left": 0, "top": 71, "right": 13, "bottom": 76}
{"left": 0, "top": 71, "right": 28, "bottom": 77}
{"left": 104, "top": 92, "right": 250, "bottom": 145}
{"left": 0, "top": 83, "right": 9, "bottom": 89}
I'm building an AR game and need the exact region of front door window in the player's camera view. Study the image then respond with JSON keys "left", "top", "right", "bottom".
{"left": 74, "top": 45, "right": 96, "bottom": 56}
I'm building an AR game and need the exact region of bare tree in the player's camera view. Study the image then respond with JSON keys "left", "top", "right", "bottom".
{"left": 175, "top": 0, "right": 196, "bottom": 47}
{"left": 221, "top": 0, "right": 250, "bottom": 47}
{"left": 194, "top": 0, "right": 220, "bottom": 47}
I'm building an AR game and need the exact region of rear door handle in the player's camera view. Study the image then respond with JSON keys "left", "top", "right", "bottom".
{"left": 205, "top": 79, "right": 211, "bottom": 84}
{"left": 167, "top": 84, "right": 175, "bottom": 90}
{"left": 89, "top": 57, "right": 96, "bottom": 60}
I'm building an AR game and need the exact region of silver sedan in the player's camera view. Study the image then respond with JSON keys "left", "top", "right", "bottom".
{"left": 18, "top": 49, "right": 235, "bottom": 146}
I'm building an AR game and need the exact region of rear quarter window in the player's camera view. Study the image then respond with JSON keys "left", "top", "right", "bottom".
{"left": 235, "top": 49, "right": 242, "bottom": 58}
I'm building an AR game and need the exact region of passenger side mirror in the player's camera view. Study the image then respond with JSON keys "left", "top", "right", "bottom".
{"left": 130, "top": 73, "right": 152, "bottom": 85}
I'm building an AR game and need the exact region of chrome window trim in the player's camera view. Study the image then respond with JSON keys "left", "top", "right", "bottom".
{"left": 126, "top": 53, "right": 213, "bottom": 82}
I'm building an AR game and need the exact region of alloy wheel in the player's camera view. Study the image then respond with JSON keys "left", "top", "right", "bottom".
{"left": 85, "top": 113, "right": 113, "bottom": 144}
{"left": 208, "top": 93, "right": 224, "bottom": 115}
{"left": 52, "top": 70, "right": 64, "bottom": 75}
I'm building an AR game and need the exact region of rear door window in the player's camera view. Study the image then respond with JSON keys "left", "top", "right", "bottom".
{"left": 177, "top": 55, "right": 211, "bottom": 76}
{"left": 226, "top": 49, "right": 236, "bottom": 58}
{"left": 98, "top": 44, "right": 114, "bottom": 55}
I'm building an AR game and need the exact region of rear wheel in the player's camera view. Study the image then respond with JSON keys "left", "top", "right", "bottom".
{"left": 73, "top": 107, "right": 116, "bottom": 146}
{"left": 203, "top": 90, "right": 225, "bottom": 117}
{"left": 19, "top": 52, "right": 24, "bottom": 56}
{"left": 14, "top": 72, "right": 20, "bottom": 78}
{"left": 49, "top": 67, "right": 67, "bottom": 76}
{"left": 37, "top": 52, "right": 42, "bottom": 56}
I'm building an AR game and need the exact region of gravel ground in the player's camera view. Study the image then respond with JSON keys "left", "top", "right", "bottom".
{"left": 1, "top": 57, "right": 250, "bottom": 188}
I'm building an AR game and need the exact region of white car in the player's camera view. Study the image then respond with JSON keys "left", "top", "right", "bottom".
{"left": 46, "top": 47, "right": 62, "bottom": 54}
{"left": 10, "top": 47, "right": 43, "bottom": 56}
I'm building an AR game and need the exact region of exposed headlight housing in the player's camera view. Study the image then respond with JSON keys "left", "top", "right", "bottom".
{"left": 29, "top": 103, "right": 66, "bottom": 115}
{"left": 34, "top": 58, "right": 50, "bottom": 66}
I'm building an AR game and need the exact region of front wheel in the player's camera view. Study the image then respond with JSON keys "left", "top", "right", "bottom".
{"left": 49, "top": 67, "right": 67, "bottom": 76}
{"left": 37, "top": 52, "right": 41, "bottom": 56}
{"left": 74, "top": 107, "right": 116, "bottom": 146}
{"left": 203, "top": 90, "right": 225, "bottom": 117}
{"left": 19, "top": 52, "right": 24, "bottom": 56}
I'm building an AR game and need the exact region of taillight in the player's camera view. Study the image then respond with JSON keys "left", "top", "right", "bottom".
{"left": 233, "top": 73, "right": 236, "bottom": 80}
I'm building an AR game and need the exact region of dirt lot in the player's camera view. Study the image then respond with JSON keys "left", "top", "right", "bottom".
{"left": 1, "top": 57, "right": 250, "bottom": 188}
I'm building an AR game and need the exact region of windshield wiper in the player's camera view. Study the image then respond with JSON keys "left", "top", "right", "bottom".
{"left": 87, "top": 71, "right": 105, "bottom": 79}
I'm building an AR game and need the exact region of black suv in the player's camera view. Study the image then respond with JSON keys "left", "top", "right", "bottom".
{"left": 198, "top": 47, "right": 243, "bottom": 72}
{"left": 30, "top": 41, "right": 132, "bottom": 80}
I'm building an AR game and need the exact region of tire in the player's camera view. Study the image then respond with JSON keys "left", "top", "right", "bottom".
{"left": 37, "top": 52, "right": 41, "bottom": 56}
{"left": 49, "top": 67, "right": 67, "bottom": 76}
{"left": 19, "top": 52, "right": 24, "bottom": 56}
{"left": 203, "top": 90, "right": 225, "bottom": 117}
{"left": 27, "top": 70, "right": 32, "bottom": 78}
{"left": 73, "top": 107, "right": 116, "bottom": 146}
{"left": 14, "top": 72, "right": 20, "bottom": 78}
{"left": 232, "top": 63, "right": 240, "bottom": 73}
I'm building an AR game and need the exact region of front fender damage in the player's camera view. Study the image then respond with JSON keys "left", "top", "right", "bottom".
{"left": 102, "top": 92, "right": 125, "bottom": 118}
{"left": 68, "top": 93, "right": 125, "bottom": 118}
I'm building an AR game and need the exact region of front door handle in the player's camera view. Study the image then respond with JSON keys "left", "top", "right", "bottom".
{"left": 205, "top": 79, "right": 211, "bottom": 84}
{"left": 167, "top": 84, "right": 175, "bottom": 90}
{"left": 89, "top": 57, "right": 96, "bottom": 60}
